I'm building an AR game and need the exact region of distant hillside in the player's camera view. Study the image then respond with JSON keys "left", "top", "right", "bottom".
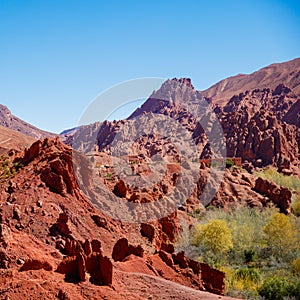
{"left": 75, "top": 58, "right": 300, "bottom": 176}
{"left": 202, "top": 57, "right": 300, "bottom": 106}
{"left": 0, "top": 104, "right": 56, "bottom": 139}
{"left": 0, "top": 125, "right": 36, "bottom": 153}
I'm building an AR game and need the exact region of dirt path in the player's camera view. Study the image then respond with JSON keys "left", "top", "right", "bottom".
{"left": 115, "top": 270, "right": 240, "bottom": 300}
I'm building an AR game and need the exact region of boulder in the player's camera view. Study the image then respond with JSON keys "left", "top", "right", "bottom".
{"left": 140, "top": 223, "right": 155, "bottom": 242}
{"left": 91, "top": 215, "right": 108, "bottom": 230}
{"left": 25, "top": 140, "right": 42, "bottom": 161}
{"left": 112, "top": 238, "right": 144, "bottom": 262}
{"left": 20, "top": 259, "right": 53, "bottom": 272}
{"left": 113, "top": 180, "right": 127, "bottom": 198}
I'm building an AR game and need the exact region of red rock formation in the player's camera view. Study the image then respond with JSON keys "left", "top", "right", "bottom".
{"left": 254, "top": 177, "right": 292, "bottom": 213}
{"left": 113, "top": 180, "right": 127, "bottom": 198}
{"left": 112, "top": 238, "right": 144, "bottom": 262}
{"left": 156, "top": 250, "right": 225, "bottom": 295}
{"left": 200, "top": 262, "right": 225, "bottom": 295}
{"left": 140, "top": 212, "right": 180, "bottom": 252}
{"left": 0, "top": 137, "right": 233, "bottom": 298}
{"left": 56, "top": 238, "right": 113, "bottom": 286}
{"left": 20, "top": 258, "right": 53, "bottom": 272}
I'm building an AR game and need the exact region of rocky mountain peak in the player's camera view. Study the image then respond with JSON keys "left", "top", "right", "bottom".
{"left": 0, "top": 104, "right": 13, "bottom": 126}
{"left": 172, "top": 77, "right": 194, "bottom": 89}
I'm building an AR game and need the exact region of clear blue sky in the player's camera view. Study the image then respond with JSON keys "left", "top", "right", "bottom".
{"left": 0, "top": 0, "right": 299, "bottom": 133}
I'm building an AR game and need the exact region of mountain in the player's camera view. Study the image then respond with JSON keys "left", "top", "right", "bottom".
{"left": 0, "top": 104, "right": 56, "bottom": 139}
{"left": 201, "top": 57, "right": 300, "bottom": 106}
{"left": 75, "top": 59, "right": 300, "bottom": 176}
{"left": 67, "top": 58, "right": 300, "bottom": 215}
{"left": 1, "top": 58, "right": 299, "bottom": 299}
{"left": 0, "top": 125, "right": 36, "bottom": 154}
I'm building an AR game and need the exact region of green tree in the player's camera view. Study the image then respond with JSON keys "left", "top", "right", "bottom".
{"left": 263, "top": 212, "right": 299, "bottom": 261}
{"left": 194, "top": 219, "right": 233, "bottom": 263}
{"left": 292, "top": 194, "right": 300, "bottom": 217}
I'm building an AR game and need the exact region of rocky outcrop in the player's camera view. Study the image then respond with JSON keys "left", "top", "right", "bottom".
{"left": 56, "top": 238, "right": 112, "bottom": 286}
{"left": 113, "top": 180, "right": 127, "bottom": 198}
{"left": 112, "top": 238, "right": 144, "bottom": 262}
{"left": 218, "top": 86, "right": 300, "bottom": 170}
{"left": 50, "top": 213, "right": 72, "bottom": 238}
{"left": 140, "top": 212, "right": 180, "bottom": 252}
{"left": 283, "top": 99, "right": 300, "bottom": 127}
{"left": 23, "top": 138, "right": 84, "bottom": 198}
{"left": 158, "top": 250, "right": 225, "bottom": 295}
{"left": 20, "top": 258, "right": 53, "bottom": 272}
{"left": 91, "top": 214, "right": 109, "bottom": 230}
{"left": 24, "top": 140, "right": 42, "bottom": 161}
{"left": 200, "top": 262, "right": 226, "bottom": 295}
{"left": 254, "top": 177, "right": 292, "bottom": 213}
{"left": 0, "top": 248, "right": 10, "bottom": 269}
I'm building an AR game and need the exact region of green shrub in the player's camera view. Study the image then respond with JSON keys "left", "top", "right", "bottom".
{"left": 193, "top": 208, "right": 201, "bottom": 214}
{"left": 0, "top": 157, "right": 23, "bottom": 181}
{"left": 235, "top": 267, "right": 260, "bottom": 283}
{"left": 289, "top": 281, "right": 300, "bottom": 299}
{"left": 12, "top": 162, "right": 23, "bottom": 171}
{"left": 226, "top": 158, "right": 234, "bottom": 168}
{"left": 244, "top": 249, "right": 257, "bottom": 264}
{"left": 263, "top": 212, "right": 299, "bottom": 262}
{"left": 206, "top": 205, "right": 216, "bottom": 211}
{"left": 221, "top": 266, "right": 261, "bottom": 298}
{"left": 292, "top": 194, "right": 300, "bottom": 217}
{"left": 258, "top": 276, "right": 300, "bottom": 300}
{"left": 193, "top": 219, "right": 233, "bottom": 263}
{"left": 292, "top": 257, "right": 300, "bottom": 274}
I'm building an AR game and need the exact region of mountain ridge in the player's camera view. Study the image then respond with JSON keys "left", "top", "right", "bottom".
{"left": 201, "top": 57, "right": 300, "bottom": 106}
{"left": 0, "top": 104, "right": 56, "bottom": 140}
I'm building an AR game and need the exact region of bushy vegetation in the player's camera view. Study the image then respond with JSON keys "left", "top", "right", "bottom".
{"left": 176, "top": 205, "right": 300, "bottom": 299}
{"left": 0, "top": 154, "right": 23, "bottom": 183}
{"left": 258, "top": 275, "right": 300, "bottom": 300}
{"left": 226, "top": 158, "right": 234, "bottom": 168}
{"left": 292, "top": 194, "right": 300, "bottom": 217}
{"left": 263, "top": 212, "right": 299, "bottom": 262}
{"left": 193, "top": 219, "right": 233, "bottom": 263}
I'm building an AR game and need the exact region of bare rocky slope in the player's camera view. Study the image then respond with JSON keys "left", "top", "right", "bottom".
{"left": 0, "top": 138, "right": 235, "bottom": 299}
{"left": 0, "top": 125, "right": 36, "bottom": 154}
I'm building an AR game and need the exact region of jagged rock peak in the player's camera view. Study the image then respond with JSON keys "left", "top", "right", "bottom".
{"left": 170, "top": 78, "right": 194, "bottom": 89}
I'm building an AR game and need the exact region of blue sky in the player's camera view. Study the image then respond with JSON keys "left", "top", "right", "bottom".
{"left": 0, "top": 0, "right": 299, "bottom": 133}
